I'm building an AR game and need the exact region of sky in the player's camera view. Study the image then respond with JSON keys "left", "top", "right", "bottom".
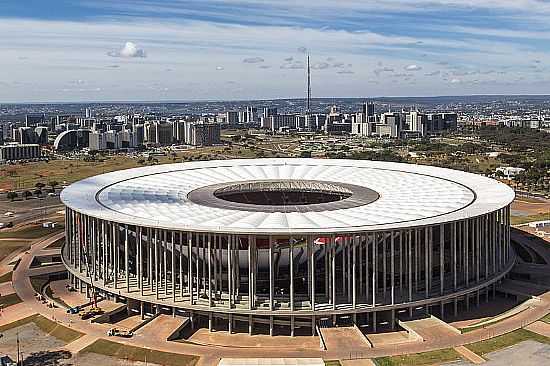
{"left": 0, "top": 0, "right": 549, "bottom": 102}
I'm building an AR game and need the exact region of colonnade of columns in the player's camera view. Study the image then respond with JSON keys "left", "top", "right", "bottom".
{"left": 63, "top": 205, "right": 513, "bottom": 334}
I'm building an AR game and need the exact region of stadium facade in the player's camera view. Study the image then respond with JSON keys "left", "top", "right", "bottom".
{"left": 61, "top": 159, "right": 515, "bottom": 336}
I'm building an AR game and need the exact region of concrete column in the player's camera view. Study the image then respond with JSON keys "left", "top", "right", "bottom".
{"left": 408, "top": 230, "right": 412, "bottom": 302}
{"left": 452, "top": 221, "right": 457, "bottom": 290}
{"left": 310, "top": 235, "right": 316, "bottom": 311}
{"left": 290, "top": 237, "right": 294, "bottom": 311}
{"left": 347, "top": 237, "right": 352, "bottom": 303}
{"left": 125, "top": 225, "right": 129, "bottom": 292}
{"left": 248, "top": 235, "right": 253, "bottom": 310}
{"left": 228, "top": 313, "right": 233, "bottom": 334}
{"left": 424, "top": 227, "right": 429, "bottom": 297}
{"left": 269, "top": 235, "right": 274, "bottom": 311}
{"left": 332, "top": 235, "right": 336, "bottom": 310}
{"left": 465, "top": 220, "right": 469, "bottom": 286}
{"left": 173, "top": 232, "right": 177, "bottom": 302}
{"left": 359, "top": 234, "right": 363, "bottom": 298}
{"left": 188, "top": 233, "right": 193, "bottom": 304}
{"left": 155, "top": 229, "right": 159, "bottom": 300}
{"left": 440, "top": 224, "right": 444, "bottom": 295}
{"left": 203, "top": 233, "right": 207, "bottom": 296}
{"left": 391, "top": 232, "right": 395, "bottom": 305}
{"left": 383, "top": 233, "right": 387, "bottom": 299}
{"left": 228, "top": 234, "right": 232, "bottom": 308}
{"left": 179, "top": 232, "right": 184, "bottom": 298}
{"left": 139, "top": 227, "right": 143, "bottom": 296}
{"left": 428, "top": 226, "right": 433, "bottom": 293}
{"left": 269, "top": 316, "right": 274, "bottom": 336}
{"left": 373, "top": 233, "right": 378, "bottom": 306}
{"left": 366, "top": 233, "right": 370, "bottom": 304}
{"left": 352, "top": 235, "right": 357, "bottom": 309}
{"left": 291, "top": 316, "right": 295, "bottom": 337}
{"left": 414, "top": 229, "right": 419, "bottom": 292}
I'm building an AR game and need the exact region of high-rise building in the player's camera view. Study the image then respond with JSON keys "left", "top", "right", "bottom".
{"left": 263, "top": 107, "right": 277, "bottom": 119}
{"left": 225, "top": 111, "right": 239, "bottom": 126}
{"left": 0, "top": 143, "right": 41, "bottom": 161}
{"left": 362, "top": 102, "right": 376, "bottom": 122}
{"left": 246, "top": 106, "right": 258, "bottom": 123}
{"left": 187, "top": 122, "right": 221, "bottom": 146}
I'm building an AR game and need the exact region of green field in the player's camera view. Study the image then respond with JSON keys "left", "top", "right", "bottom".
{"left": 0, "top": 148, "right": 279, "bottom": 191}
{"left": 465, "top": 329, "right": 550, "bottom": 356}
{"left": 81, "top": 339, "right": 198, "bottom": 366}
{"left": 0, "top": 225, "right": 63, "bottom": 239}
{"left": 541, "top": 313, "right": 550, "bottom": 324}
{"left": 0, "top": 271, "right": 12, "bottom": 283}
{"left": 511, "top": 213, "right": 550, "bottom": 225}
{"left": 0, "top": 293, "right": 22, "bottom": 308}
{"left": 373, "top": 348, "right": 462, "bottom": 366}
{"left": 0, "top": 314, "right": 82, "bottom": 344}
{"left": 0, "top": 239, "right": 32, "bottom": 263}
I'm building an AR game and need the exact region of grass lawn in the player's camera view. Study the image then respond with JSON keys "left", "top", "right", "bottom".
{"left": 324, "top": 361, "right": 341, "bottom": 366}
{"left": 373, "top": 348, "right": 462, "bottom": 366}
{"left": 81, "top": 339, "right": 199, "bottom": 366}
{"left": 540, "top": 313, "right": 550, "bottom": 324}
{"left": 45, "top": 284, "right": 70, "bottom": 309}
{"left": 0, "top": 314, "right": 82, "bottom": 344}
{"left": 0, "top": 314, "right": 37, "bottom": 333}
{"left": 0, "top": 293, "right": 22, "bottom": 308}
{"left": 0, "top": 225, "right": 63, "bottom": 239}
{"left": 511, "top": 213, "right": 550, "bottom": 225}
{"left": 46, "top": 238, "right": 65, "bottom": 248}
{"left": 0, "top": 271, "right": 12, "bottom": 283}
{"left": 0, "top": 239, "right": 32, "bottom": 263}
{"left": 33, "top": 314, "right": 83, "bottom": 343}
{"left": 465, "top": 329, "right": 550, "bottom": 356}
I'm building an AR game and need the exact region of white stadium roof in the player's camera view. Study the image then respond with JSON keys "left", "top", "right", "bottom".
{"left": 60, "top": 158, "right": 515, "bottom": 235}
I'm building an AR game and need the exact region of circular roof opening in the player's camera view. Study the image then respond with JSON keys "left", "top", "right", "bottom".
{"left": 213, "top": 181, "right": 353, "bottom": 206}
{"left": 187, "top": 179, "right": 380, "bottom": 213}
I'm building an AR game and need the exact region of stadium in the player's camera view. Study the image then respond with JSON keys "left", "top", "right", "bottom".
{"left": 61, "top": 158, "right": 515, "bottom": 337}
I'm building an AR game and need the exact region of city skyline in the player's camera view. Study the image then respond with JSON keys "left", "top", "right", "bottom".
{"left": 1, "top": 1, "right": 550, "bottom": 102}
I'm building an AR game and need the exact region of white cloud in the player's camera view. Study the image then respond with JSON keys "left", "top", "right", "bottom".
{"left": 243, "top": 57, "right": 264, "bottom": 63}
{"left": 405, "top": 64, "right": 422, "bottom": 71}
{"left": 107, "top": 41, "right": 146, "bottom": 58}
{"left": 216, "top": 66, "right": 224, "bottom": 70}
{"left": 312, "top": 62, "right": 330, "bottom": 70}
{"left": 281, "top": 61, "right": 305, "bottom": 69}
{"left": 450, "top": 78, "right": 461, "bottom": 83}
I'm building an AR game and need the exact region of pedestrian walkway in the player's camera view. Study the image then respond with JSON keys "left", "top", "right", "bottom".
{"left": 454, "top": 346, "right": 485, "bottom": 364}
{"left": 525, "top": 320, "right": 550, "bottom": 337}
{"left": 341, "top": 359, "right": 376, "bottom": 366}
{"left": 62, "top": 334, "right": 99, "bottom": 354}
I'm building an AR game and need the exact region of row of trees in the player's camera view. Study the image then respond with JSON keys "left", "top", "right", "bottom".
{"left": 5, "top": 181, "right": 59, "bottom": 201}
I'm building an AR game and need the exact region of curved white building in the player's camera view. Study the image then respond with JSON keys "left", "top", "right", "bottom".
{"left": 61, "top": 159, "right": 515, "bottom": 336}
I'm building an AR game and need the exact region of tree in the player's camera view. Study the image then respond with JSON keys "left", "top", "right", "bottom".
{"left": 34, "top": 189, "right": 43, "bottom": 197}
{"left": 23, "top": 190, "right": 32, "bottom": 200}
{"left": 35, "top": 182, "right": 46, "bottom": 190}
{"left": 6, "top": 191, "right": 18, "bottom": 201}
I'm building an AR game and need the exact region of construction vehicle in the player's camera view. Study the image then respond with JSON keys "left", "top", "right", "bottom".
{"left": 107, "top": 328, "right": 133, "bottom": 338}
